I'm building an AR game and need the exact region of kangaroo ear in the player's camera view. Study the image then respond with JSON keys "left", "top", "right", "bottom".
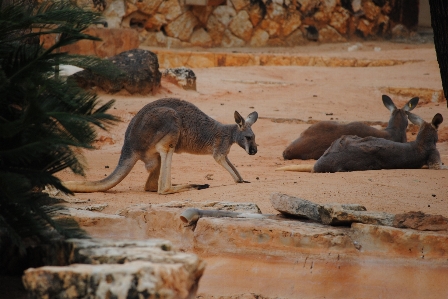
{"left": 432, "top": 113, "right": 443, "bottom": 129}
{"left": 406, "top": 111, "right": 425, "bottom": 126}
{"left": 245, "top": 111, "right": 258, "bottom": 125}
{"left": 234, "top": 111, "right": 245, "bottom": 128}
{"left": 403, "top": 97, "right": 419, "bottom": 112}
{"left": 382, "top": 95, "right": 397, "bottom": 113}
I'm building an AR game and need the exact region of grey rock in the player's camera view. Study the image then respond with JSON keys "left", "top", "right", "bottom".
{"left": 162, "top": 67, "right": 197, "bottom": 90}
{"left": 71, "top": 49, "right": 161, "bottom": 94}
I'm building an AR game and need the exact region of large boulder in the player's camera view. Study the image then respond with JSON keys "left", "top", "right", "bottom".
{"left": 71, "top": 49, "right": 161, "bottom": 94}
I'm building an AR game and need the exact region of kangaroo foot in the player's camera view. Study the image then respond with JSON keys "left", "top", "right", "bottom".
{"left": 194, "top": 184, "right": 210, "bottom": 190}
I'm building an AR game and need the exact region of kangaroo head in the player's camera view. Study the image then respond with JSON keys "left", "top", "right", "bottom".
{"left": 407, "top": 112, "right": 442, "bottom": 145}
{"left": 234, "top": 111, "right": 258, "bottom": 155}
{"left": 382, "top": 95, "right": 419, "bottom": 134}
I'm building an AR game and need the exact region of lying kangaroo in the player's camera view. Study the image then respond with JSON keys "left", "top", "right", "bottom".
{"left": 312, "top": 112, "right": 446, "bottom": 172}
{"left": 63, "top": 98, "right": 258, "bottom": 194}
{"left": 282, "top": 95, "right": 419, "bottom": 160}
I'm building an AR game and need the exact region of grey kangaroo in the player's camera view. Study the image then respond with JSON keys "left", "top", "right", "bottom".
{"left": 313, "top": 112, "right": 446, "bottom": 173}
{"left": 63, "top": 98, "right": 258, "bottom": 194}
{"left": 282, "top": 95, "right": 419, "bottom": 160}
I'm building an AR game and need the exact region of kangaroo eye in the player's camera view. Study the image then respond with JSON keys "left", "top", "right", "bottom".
{"left": 245, "top": 136, "right": 252, "bottom": 141}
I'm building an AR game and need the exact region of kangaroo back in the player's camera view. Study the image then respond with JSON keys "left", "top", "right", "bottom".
{"left": 282, "top": 95, "right": 419, "bottom": 160}
{"left": 313, "top": 113, "right": 444, "bottom": 173}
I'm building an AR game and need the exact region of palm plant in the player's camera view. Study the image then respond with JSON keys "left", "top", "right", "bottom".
{"left": 0, "top": 0, "right": 121, "bottom": 258}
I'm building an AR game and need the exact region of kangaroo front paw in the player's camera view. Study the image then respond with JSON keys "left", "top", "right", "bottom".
{"left": 194, "top": 184, "right": 210, "bottom": 190}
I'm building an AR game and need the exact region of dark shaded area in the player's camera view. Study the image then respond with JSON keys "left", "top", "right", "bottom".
{"left": 429, "top": 0, "right": 448, "bottom": 107}
{"left": 389, "top": 0, "right": 419, "bottom": 31}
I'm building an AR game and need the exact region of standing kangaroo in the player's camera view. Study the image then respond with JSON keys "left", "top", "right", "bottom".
{"left": 282, "top": 95, "right": 419, "bottom": 160}
{"left": 313, "top": 112, "right": 446, "bottom": 173}
{"left": 63, "top": 98, "right": 258, "bottom": 194}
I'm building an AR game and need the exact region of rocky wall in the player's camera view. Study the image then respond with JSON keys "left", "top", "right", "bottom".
{"left": 88, "top": 0, "right": 418, "bottom": 48}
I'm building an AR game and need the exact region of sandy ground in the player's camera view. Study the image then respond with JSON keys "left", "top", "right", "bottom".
{"left": 57, "top": 41, "right": 448, "bottom": 219}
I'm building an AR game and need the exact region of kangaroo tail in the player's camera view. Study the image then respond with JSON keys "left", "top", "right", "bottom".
{"left": 63, "top": 151, "right": 139, "bottom": 193}
{"left": 275, "top": 164, "right": 314, "bottom": 172}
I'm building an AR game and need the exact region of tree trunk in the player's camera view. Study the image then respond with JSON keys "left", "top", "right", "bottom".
{"left": 428, "top": 0, "right": 448, "bottom": 107}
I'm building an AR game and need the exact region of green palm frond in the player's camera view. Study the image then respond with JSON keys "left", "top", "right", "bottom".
{"left": 0, "top": 0, "right": 121, "bottom": 256}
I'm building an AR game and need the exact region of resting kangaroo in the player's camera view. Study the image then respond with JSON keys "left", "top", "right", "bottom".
{"left": 282, "top": 95, "right": 419, "bottom": 160}
{"left": 63, "top": 98, "right": 258, "bottom": 194}
{"left": 312, "top": 112, "right": 446, "bottom": 173}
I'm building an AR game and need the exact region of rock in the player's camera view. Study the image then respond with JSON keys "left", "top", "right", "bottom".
{"left": 319, "top": 204, "right": 394, "bottom": 226}
{"left": 144, "top": 13, "right": 167, "bottom": 31}
{"left": 41, "top": 28, "right": 140, "bottom": 58}
{"left": 162, "top": 67, "right": 197, "bottom": 90}
{"left": 250, "top": 28, "right": 269, "bottom": 47}
{"left": 221, "top": 29, "right": 245, "bottom": 47}
{"left": 190, "top": 28, "right": 213, "bottom": 47}
{"left": 192, "top": 5, "right": 214, "bottom": 25}
{"left": 393, "top": 211, "right": 448, "bottom": 231}
{"left": 330, "top": 6, "right": 351, "bottom": 34}
{"left": 157, "top": 200, "right": 262, "bottom": 214}
{"left": 71, "top": 49, "right": 161, "bottom": 94}
{"left": 270, "top": 192, "right": 321, "bottom": 222}
{"left": 213, "top": 5, "right": 237, "bottom": 27}
{"left": 230, "top": 0, "right": 249, "bottom": 11}
{"left": 135, "top": 0, "right": 163, "bottom": 15}
{"left": 206, "top": 14, "right": 227, "bottom": 46}
{"left": 248, "top": 3, "right": 264, "bottom": 27}
{"left": 165, "top": 11, "right": 199, "bottom": 41}
{"left": 101, "top": 0, "right": 126, "bottom": 28}
{"left": 260, "top": 19, "right": 280, "bottom": 37}
{"left": 23, "top": 260, "right": 203, "bottom": 299}
{"left": 157, "top": 0, "right": 182, "bottom": 21}
{"left": 281, "top": 14, "right": 302, "bottom": 37}
{"left": 229, "top": 10, "right": 253, "bottom": 41}
{"left": 318, "top": 25, "right": 346, "bottom": 42}
{"left": 362, "top": 0, "right": 381, "bottom": 21}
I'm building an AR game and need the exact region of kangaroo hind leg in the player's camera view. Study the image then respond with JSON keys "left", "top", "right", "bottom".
{"left": 144, "top": 154, "right": 161, "bottom": 192}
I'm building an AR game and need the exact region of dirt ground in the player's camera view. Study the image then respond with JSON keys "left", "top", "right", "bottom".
{"left": 58, "top": 41, "right": 448, "bottom": 219}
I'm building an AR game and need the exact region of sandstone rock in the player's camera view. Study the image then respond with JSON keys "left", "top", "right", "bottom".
{"left": 135, "top": 0, "right": 163, "bottom": 15}
{"left": 213, "top": 5, "right": 237, "bottom": 27}
{"left": 122, "top": 11, "right": 147, "bottom": 29}
{"left": 144, "top": 13, "right": 167, "bottom": 31}
{"left": 162, "top": 67, "right": 197, "bottom": 90}
{"left": 102, "top": 0, "right": 126, "bottom": 28}
{"left": 356, "top": 19, "right": 375, "bottom": 38}
{"left": 266, "top": 2, "right": 285, "bottom": 19}
{"left": 285, "top": 29, "right": 307, "bottom": 46}
{"left": 318, "top": 25, "right": 346, "bottom": 42}
{"left": 157, "top": 0, "right": 183, "bottom": 21}
{"left": 260, "top": 19, "right": 280, "bottom": 37}
{"left": 248, "top": 3, "right": 264, "bottom": 27}
{"left": 363, "top": 0, "right": 381, "bottom": 21}
{"left": 165, "top": 11, "right": 199, "bottom": 41}
{"left": 192, "top": 5, "right": 214, "bottom": 25}
{"left": 319, "top": 205, "right": 394, "bottom": 226}
{"left": 297, "top": 0, "right": 320, "bottom": 15}
{"left": 42, "top": 28, "right": 139, "bottom": 58}
{"left": 393, "top": 211, "right": 448, "bottom": 231}
{"left": 281, "top": 13, "right": 302, "bottom": 37}
{"left": 229, "top": 10, "right": 253, "bottom": 41}
{"left": 206, "top": 14, "right": 227, "bottom": 46}
{"left": 157, "top": 200, "right": 262, "bottom": 214}
{"left": 270, "top": 193, "right": 321, "bottom": 222}
{"left": 230, "top": 0, "right": 249, "bottom": 11}
{"left": 71, "top": 49, "right": 161, "bottom": 94}
{"left": 330, "top": 6, "right": 350, "bottom": 34}
{"left": 23, "top": 261, "right": 203, "bottom": 299}
{"left": 250, "top": 28, "right": 269, "bottom": 47}
{"left": 222, "top": 29, "right": 245, "bottom": 47}
{"left": 190, "top": 28, "right": 213, "bottom": 47}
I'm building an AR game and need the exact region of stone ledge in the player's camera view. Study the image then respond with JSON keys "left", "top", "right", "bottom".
{"left": 150, "top": 48, "right": 422, "bottom": 69}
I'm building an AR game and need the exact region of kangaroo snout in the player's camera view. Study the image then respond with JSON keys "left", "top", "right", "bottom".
{"left": 248, "top": 146, "right": 257, "bottom": 155}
